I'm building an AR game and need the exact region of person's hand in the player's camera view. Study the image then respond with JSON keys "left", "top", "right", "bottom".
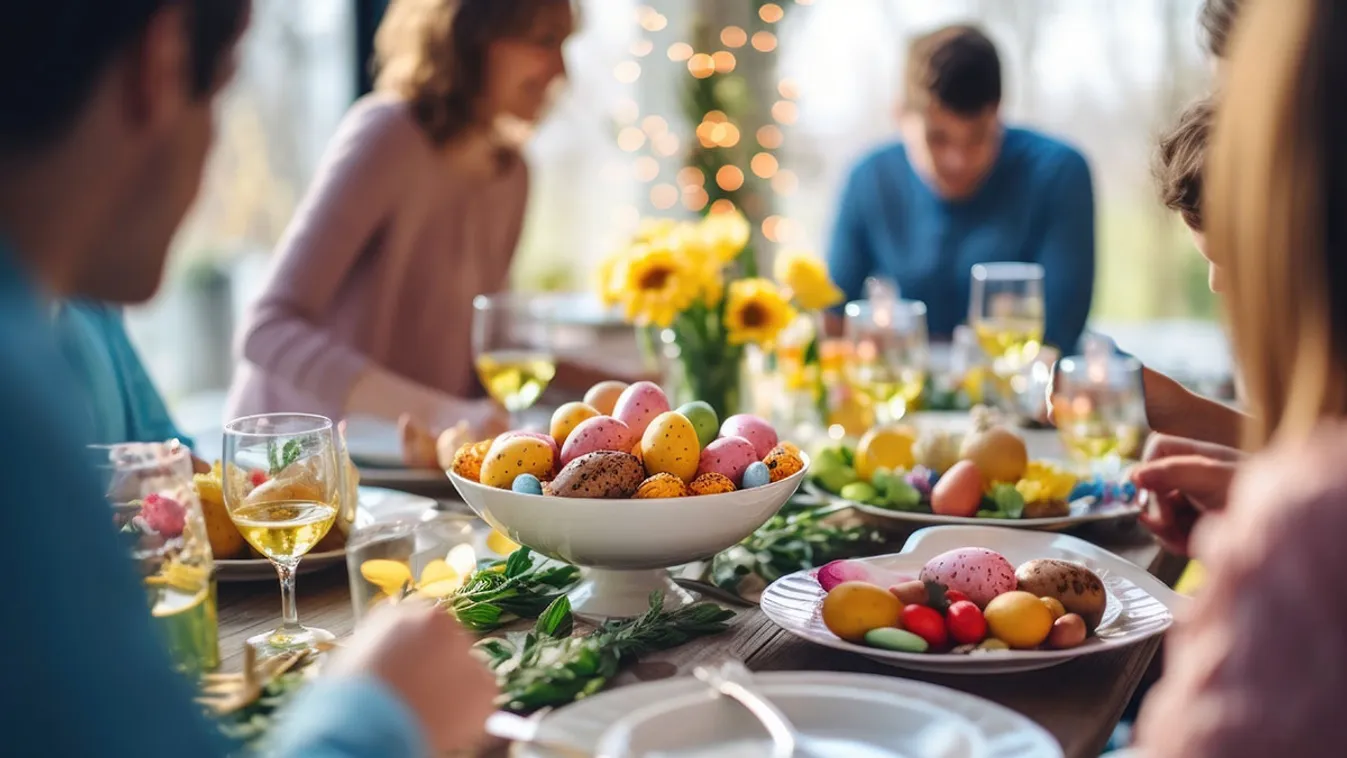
{"left": 325, "top": 601, "right": 498, "bottom": 754}
{"left": 1129, "top": 434, "right": 1240, "bottom": 556}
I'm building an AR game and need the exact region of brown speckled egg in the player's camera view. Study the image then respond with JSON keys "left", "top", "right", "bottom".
{"left": 549, "top": 451, "right": 644, "bottom": 498}
{"left": 689, "top": 472, "right": 737, "bottom": 496}
{"left": 764, "top": 445, "right": 804, "bottom": 482}
{"left": 634, "top": 473, "right": 690, "bottom": 499}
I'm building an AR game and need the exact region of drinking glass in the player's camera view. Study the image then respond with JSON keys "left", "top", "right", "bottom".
{"left": 1051, "top": 354, "right": 1147, "bottom": 474}
{"left": 472, "top": 293, "right": 559, "bottom": 428}
{"left": 844, "top": 299, "right": 930, "bottom": 422}
{"left": 969, "top": 263, "right": 1046, "bottom": 379}
{"left": 92, "top": 441, "right": 219, "bottom": 675}
{"left": 222, "top": 413, "right": 341, "bottom": 655}
{"left": 346, "top": 512, "right": 478, "bottom": 623}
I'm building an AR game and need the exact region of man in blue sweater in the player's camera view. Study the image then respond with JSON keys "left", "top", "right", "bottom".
{"left": 828, "top": 24, "right": 1096, "bottom": 353}
{"left": 0, "top": 2, "right": 495, "bottom": 756}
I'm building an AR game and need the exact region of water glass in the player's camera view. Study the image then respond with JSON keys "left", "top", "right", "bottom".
{"left": 1052, "top": 353, "right": 1147, "bottom": 473}
{"left": 347, "top": 512, "right": 478, "bottom": 622}
{"left": 969, "top": 263, "right": 1046, "bottom": 378}
{"left": 844, "top": 299, "right": 930, "bottom": 422}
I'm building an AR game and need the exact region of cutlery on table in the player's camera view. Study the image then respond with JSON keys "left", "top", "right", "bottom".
{"left": 693, "top": 661, "right": 801, "bottom": 758}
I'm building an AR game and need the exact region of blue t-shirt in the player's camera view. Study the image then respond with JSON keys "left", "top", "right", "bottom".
{"left": 827, "top": 127, "right": 1096, "bottom": 352}
{"left": 53, "top": 300, "right": 194, "bottom": 449}
{"left": 0, "top": 244, "right": 424, "bottom": 757}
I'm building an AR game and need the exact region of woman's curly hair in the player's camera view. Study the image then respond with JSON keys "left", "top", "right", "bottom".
{"left": 373, "top": 0, "right": 565, "bottom": 146}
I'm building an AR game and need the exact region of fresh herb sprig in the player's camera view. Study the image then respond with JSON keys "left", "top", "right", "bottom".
{"left": 265, "top": 438, "right": 304, "bottom": 477}
{"left": 437, "top": 549, "right": 581, "bottom": 633}
{"left": 709, "top": 495, "right": 884, "bottom": 591}
{"left": 477, "top": 592, "right": 735, "bottom": 713}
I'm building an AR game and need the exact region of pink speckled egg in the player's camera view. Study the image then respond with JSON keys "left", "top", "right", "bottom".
{"left": 495, "top": 431, "right": 560, "bottom": 472}
{"left": 559, "top": 416, "right": 634, "bottom": 467}
{"left": 918, "top": 547, "right": 1017, "bottom": 608}
{"left": 696, "top": 436, "right": 758, "bottom": 486}
{"left": 612, "top": 382, "right": 671, "bottom": 440}
{"left": 719, "top": 414, "right": 779, "bottom": 460}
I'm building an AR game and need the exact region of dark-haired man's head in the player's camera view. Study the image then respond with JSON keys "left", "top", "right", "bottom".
{"left": 0, "top": 1, "right": 250, "bottom": 303}
{"left": 899, "top": 24, "right": 1002, "bottom": 201}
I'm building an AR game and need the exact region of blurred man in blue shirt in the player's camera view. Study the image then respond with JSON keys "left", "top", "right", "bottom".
{"left": 0, "top": 2, "right": 495, "bottom": 756}
{"left": 828, "top": 24, "right": 1096, "bottom": 352}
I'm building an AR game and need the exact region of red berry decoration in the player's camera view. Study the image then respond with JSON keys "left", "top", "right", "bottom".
{"left": 944, "top": 589, "right": 970, "bottom": 606}
{"left": 900, "top": 604, "right": 949, "bottom": 648}
{"left": 250, "top": 469, "right": 268, "bottom": 487}
{"left": 946, "top": 600, "right": 988, "bottom": 646}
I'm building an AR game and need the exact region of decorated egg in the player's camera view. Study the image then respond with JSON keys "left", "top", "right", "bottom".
{"left": 612, "top": 381, "right": 671, "bottom": 439}
{"left": 450, "top": 438, "right": 494, "bottom": 482}
{"left": 919, "top": 547, "right": 1017, "bottom": 608}
{"left": 496, "top": 431, "right": 560, "bottom": 472}
{"left": 511, "top": 473, "right": 544, "bottom": 495}
{"left": 676, "top": 401, "right": 720, "bottom": 448}
{"left": 719, "top": 414, "right": 779, "bottom": 460}
{"left": 742, "top": 461, "right": 772, "bottom": 489}
{"left": 559, "top": 416, "right": 634, "bottom": 467}
{"left": 480, "top": 436, "right": 556, "bottom": 489}
{"left": 640, "top": 411, "right": 701, "bottom": 482}
{"left": 763, "top": 445, "right": 805, "bottom": 482}
{"left": 549, "top": 451, "right": 644, "bottom": 498}
{"left": 696, "top": 435, "right": 758, "bottom": 486}
{"left": 583, "top": 380, "right": 630, "bottom": 416}
{"left": 689, "top": 472, "right": 736, "bottom": 496}
{"left": 634, "top": 472, "right": 690, "bottom": 499}
{"left": 550, "top": 402, "right": 600, "bottom": 448}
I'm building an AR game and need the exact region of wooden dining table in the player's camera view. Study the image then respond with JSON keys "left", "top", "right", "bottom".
{"left": 217, "top": 507, "right": 1182, "bottom": 758}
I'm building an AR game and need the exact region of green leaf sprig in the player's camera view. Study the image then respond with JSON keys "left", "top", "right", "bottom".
{"left": 709, "top": 496, "right": 884, "bottom": 591}
{"left": 265, "top": 438, "right": 304, "bottom": 477}
{"left": 439, "top": 549, "right": 581, "bottom": 633}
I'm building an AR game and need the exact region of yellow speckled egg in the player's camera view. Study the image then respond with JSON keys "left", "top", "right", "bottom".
{"left": 640, "top": 411, "right": 701, "bottom": 483}
{"left": 450, "top": 438, "right": 495, "bottom": 482}
{"left": 550, "top": 402, "right": 601, "bottom": 448}
{"left": 631, "top": 440, "right": 644, "bottom": 466}
{"left": 689, "top": 472, "right": 736, "bottom": 496}
{"left": 634, "top": 473, "right": 690, "bottom": 499}
{"left": 764, "top": 445, "right": 805, "bottom": 482}
{"left": 480, "top": 436, "right": 557, "bottom": 489}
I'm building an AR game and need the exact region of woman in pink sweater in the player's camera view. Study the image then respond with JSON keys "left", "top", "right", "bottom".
{"left": 228, "top": 0, "right": 573, "bottom": 434}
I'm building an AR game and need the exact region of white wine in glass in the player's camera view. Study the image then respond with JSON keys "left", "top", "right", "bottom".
{"left": 472, "top": 294, "right": 558, "bottom": 424}
{"left": 969, "top": 263, "right": 1046, "bottom": 376}
{"left": 844, "top": 299, "right": 930, "bottom": 422}
{"left": 1052, "top": 354, "right": 1147, "bottom": 472}
{"left": 223, "top": 413, "right": 341, "bottom": 655}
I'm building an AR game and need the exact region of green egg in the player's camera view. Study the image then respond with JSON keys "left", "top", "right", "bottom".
{"left": 676, "top": 401, "right": 720, "bottom": 448}
{"left": 864, "top": 627, "right": 929, "bottom": 653}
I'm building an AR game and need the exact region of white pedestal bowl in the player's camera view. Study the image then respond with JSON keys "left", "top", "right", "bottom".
{"left": 447, "top": 458, "right": 807, "bottom": 619}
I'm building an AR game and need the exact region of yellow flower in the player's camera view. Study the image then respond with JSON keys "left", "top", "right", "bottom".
{"left": 595, "top": 252, "right": 627, "bottom": 307}
{"left": 774, "top": 249, "right": 844, "bottom": 310}
{"left": 724, "top": 278, "right": 797, "bottom": 346}
{"left": 698, "top": 208, "right": 751, "bottom": 264}
{"left": 670, "top": 222, "right": 727, "bottom": 307}
{"left": 1014, "top": 461, "right": 1078, "bottom": 503}
{"left": 618, "top": 241, "right": 702, "bottom": 327}
{"left": 633, "top": 217, "right": 678, "bottom": 243}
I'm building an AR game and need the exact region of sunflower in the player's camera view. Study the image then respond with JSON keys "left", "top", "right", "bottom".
{"left": 774, "top": 249, "right": 844, "bottom": 310}
{"left": 724, "top": 278, "right": 797, "bottom": 346}
{"left": 617, "top": 241, "right": 702, "bottom": 327}
{"left": 633, "top": 217, "right": 678, "bottom": 243}
{"left": 669, "top": 221, "right": 727, "bottom": 307}
{"left": 698, "top": 208, "right": 751, "bottom": 264}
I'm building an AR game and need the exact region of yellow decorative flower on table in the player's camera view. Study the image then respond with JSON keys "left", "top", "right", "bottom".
{"left": 359, "top": 543, "right": 479, "bottom": 603}
{"left": 616, "top": 241, "right": 703, "bottom": 328}
{"left": 724, "top": 278, "right": 796, "bottom": 346}
{"left": 1014, "top": 461, "right": 1078, "bottom": 503}
{"left": 774, "top": 249, "right": 844, "bottom": 311}
{"left": 699, "top": 208, "right": 752, "bottom": 264}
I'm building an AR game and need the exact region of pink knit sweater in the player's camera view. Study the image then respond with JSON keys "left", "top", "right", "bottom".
{"left": 226, "top": 95, "right": 528, "bottom": 422}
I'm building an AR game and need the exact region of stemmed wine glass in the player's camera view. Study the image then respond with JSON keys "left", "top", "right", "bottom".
{"left": 1051, "top": 353, "right": 1147, "bottom": 476}
{"left": 844, "top": 298, "right": 930, "bottom": 422}
{"left": 91, "top": 441, "right": 219, "bottom": 675}
{"left": 473, "top": 293, "right": 559, "bottom": 429}
{"left": 222, "top": 413, "right": 342, "bottom": 655}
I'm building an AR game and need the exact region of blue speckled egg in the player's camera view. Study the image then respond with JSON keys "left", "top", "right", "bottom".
{"left": 742, "top": 461, "right": 772, "bottom": 489}
{"left": 511, "top": 473, "right": 544, "bottom": 495}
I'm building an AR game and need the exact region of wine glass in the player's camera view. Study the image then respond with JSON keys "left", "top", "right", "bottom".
{"left": 90, "top": 441, "right": 219, "bottom": 675}
{"left": 222, "top": 413, "right": 341, "bottom": 655}
{"left": 472, "top": 293, "right": 559, "bottom": 429}
{"left": 844, "top": 299, "right": 930, "bottom": 422}
{"left": 1051, "top": 353, "right": 1147, "bottom": 476}
{"left": 969, "top": 263, "right": 1046, "bottom": 375}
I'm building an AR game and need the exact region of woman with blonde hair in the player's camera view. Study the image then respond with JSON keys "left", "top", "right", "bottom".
{"left": 1133, "top": 0, "right": 1347, "bottom": 753}
{"left": 228, "top": 0, "right": 572, "bottom": 435}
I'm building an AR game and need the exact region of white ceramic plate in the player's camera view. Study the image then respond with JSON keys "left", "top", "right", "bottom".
{"left": 215, "top": 486, "right": 436, "bottom": 582}
{"left": 341, "top": 414, "right": 405, "bottom": 468}
{"left": 517, "top": 671, "right": 1061, "bottom": 758}
{"left": 805, "top": 480, "right": 1142, "bottom": 532}
{"left": 760, "top": 526, "right": 1184, "bottom": 674}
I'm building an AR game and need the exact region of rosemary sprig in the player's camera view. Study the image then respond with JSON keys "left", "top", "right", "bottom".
{"left": 709, "top": 495, "right": 883, "bottom": 591}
